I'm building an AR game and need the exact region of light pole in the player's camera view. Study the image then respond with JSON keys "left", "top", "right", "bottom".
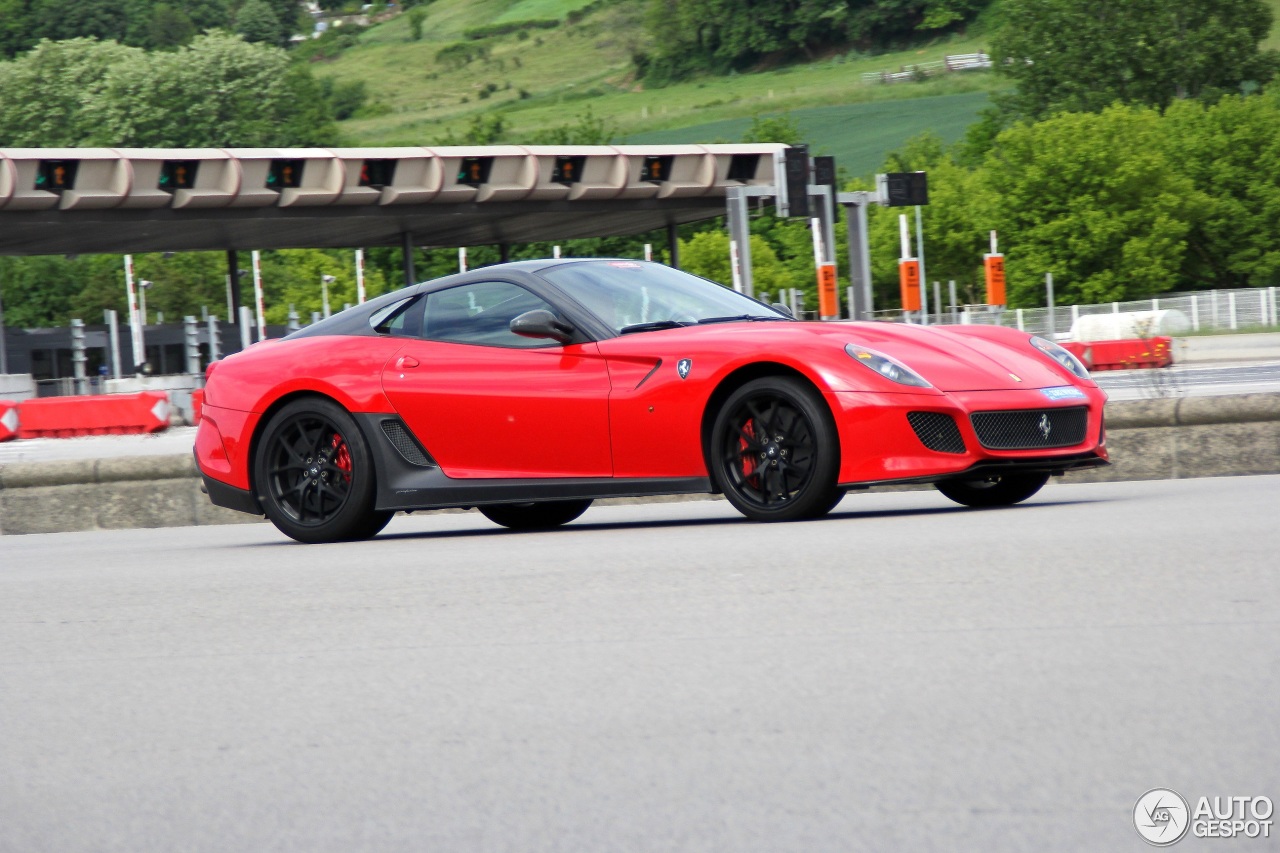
{"left": 138, "top": 280, "right": 152, "bottom": 326}
{"left": 0, "top": 270, "right": 8, "bottom": 375}
{"left": 321, "top": 275, "right": 335, "bottom": 319}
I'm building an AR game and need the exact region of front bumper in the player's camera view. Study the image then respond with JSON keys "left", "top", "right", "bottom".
{"left": 828, "top": 387, "right": 1109, "bottom": 486}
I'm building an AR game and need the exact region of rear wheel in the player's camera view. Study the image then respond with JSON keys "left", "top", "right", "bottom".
{"left": 254, "top": 398, "right": 387, "bottom": 543}
{"left": 710, "top": 377, "right": 841, "bottom": 521}
{"left": 479, "top": 499, "right": 593, "bottom": 530}
{"left": 935, "top": 472, "right": 1050, "bottom": 508}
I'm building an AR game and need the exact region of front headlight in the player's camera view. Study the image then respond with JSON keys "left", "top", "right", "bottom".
{"left": 1030, "top": 336, "right": 1090, "bottom": 380}
{"left": 845, "top": 344, "right": 931, "bottom": 388}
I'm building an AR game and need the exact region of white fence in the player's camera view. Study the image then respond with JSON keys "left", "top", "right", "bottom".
{"left": 861, "top": 53, "right": 991, "bottom": 84}
{"left": 915, "top": 286, "right": 1280, "bottom": 340}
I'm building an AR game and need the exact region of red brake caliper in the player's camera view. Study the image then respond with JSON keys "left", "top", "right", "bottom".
{"left": 739, "top": 419, "right": 759, "bottom": 486}
{"left": 331, "top": 434, "right": 352, "bottom": 482}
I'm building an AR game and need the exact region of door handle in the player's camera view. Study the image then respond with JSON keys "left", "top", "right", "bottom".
{"left": 396, "top": 356, "right": 420, "bottom": 369}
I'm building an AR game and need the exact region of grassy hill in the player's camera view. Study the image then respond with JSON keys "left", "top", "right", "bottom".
{"left": 320, "top": 0, "right": 1000, "bottom": 156}
{"left": 320, "top": 0, "right": 1280, "bottom": 176}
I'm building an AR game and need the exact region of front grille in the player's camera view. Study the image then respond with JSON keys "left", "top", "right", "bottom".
{"left": 907, "top": 411, "right": 966, "bottom": 454}
{"left": 970, "top": 407, "right": 1088, "bottom": 450}
{"left": 380, "top": 419, "right": 436, "bottom": 467}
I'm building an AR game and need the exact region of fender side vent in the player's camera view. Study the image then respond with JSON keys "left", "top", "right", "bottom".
{"left": 380, "top": 419, "right": 436, "bottom": 467}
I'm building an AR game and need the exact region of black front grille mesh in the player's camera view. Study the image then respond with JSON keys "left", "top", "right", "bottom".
{"left": 907, "top": 411, "right": 966, "bottom": 454}
{"left": 380, "top": 419, "right": 436, "bottom": 467}
{"left": 970, "top": 407, "right": 1088, "bottom": 450}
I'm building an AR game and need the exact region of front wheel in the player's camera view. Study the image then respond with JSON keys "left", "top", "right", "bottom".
{"left": 710, "top": 377, "right": 842, "bottom": 522}
{"left": 479, "top": 499, "right": 593, "bottom": 530}
{"left": 254, "top": 398, "right": 385, "bottom": 543}
{"left": 935, "top": 472, "right": 1050, "bottom": 508}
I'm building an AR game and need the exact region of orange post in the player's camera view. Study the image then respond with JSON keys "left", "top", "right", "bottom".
{"left": 985, "top": 254, "right": 1006, "bottom": 307}
{"left": 817, "top": 263, "right": 838, "bottom": 318}
{"left": 899, "top": 259, "right": 921, "bottom": 311}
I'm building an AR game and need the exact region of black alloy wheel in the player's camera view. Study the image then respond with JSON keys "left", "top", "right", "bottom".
{"left": 935, "top": 471, "right": 1050, "bottom": 508}
{"left": 479, "top": 499, "right": 593, "bottom": 530}
{"left": 254, "top": 398, "right": 391, "bottom": 543}
{"left": 710, "top": 377, "right": 842, "bottom": 521}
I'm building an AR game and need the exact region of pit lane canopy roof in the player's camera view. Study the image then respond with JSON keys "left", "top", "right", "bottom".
{"left": 0, "top": 144, "right": 790, "bottom": 256}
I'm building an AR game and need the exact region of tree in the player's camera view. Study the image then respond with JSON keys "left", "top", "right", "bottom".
{"left": 974, "top": 105, "right": 1203, "bottom": 305}
{"left": 0, "top": 38, "right": 143, "bottom": 146}
{"left": 1161, "top": 92, "right": 1280, "bottom": 289}
{"left": 992, "top": 0, "right": 1279, "bottom": 120}
{"left": 147, "top": 4, "right": 196, "bottom": 49}
{"left": 0, "top": 33, "right": 338, "bottom": 147}
{"left": 234, "top": 0, "right": 281, "bottom": 45}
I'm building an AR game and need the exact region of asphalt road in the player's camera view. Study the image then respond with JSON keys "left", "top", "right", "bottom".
{"left": 1094, "top": 360, "right": 1280, "bottom": 401}
{"left": 2, "top": 476, "right": 1278, "bottom": 852}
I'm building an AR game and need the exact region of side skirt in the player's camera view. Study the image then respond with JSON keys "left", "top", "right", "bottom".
{"left": 353, "top": 413, "right": 713, "bottom": 512}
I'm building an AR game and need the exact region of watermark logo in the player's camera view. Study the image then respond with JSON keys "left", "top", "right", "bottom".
{"left": 1135, "top": 788, "right": 1191, "bottom": 846}
{"left": 1134, "top": 790, "right": 1273, "bottom": 845}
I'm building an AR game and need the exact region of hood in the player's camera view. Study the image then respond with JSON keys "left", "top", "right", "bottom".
{"left": 834, "top": 323, "right": 1073, "bottom": 391}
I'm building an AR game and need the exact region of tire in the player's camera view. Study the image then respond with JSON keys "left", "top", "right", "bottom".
{"left": 709, "top": 376, "right": 842, "bottom": 522}
{"left": 254, "top": 398, "right": 386, "bottom": 543}
{"left": 935, "top": 472, "right": 1050, "bottom": 508}
{"left": 479, "top": 499, "right": 593, "bottom": 530}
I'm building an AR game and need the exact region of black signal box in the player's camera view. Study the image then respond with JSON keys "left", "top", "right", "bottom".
{"left": 726, "top": 153, "right": 760, "bottom": 183}
{"left": 640, "top": 155, "right": 673, "bottom": 184}
{"left": 35, "top": 160, "right": 78, "bottom": 193}
{"left": 884, "top": 171, "right": 929, "bottom": 207}
{"left": 782, "top": 146, "right": 810, "bottom": 218}
{"left": 159, "top": 160, "right": 199, "bottom": 191}
{"left": 457, "top": 157, "right": 492, "bottom": 187}
{"left": 552, "top": 156, "right": 586, "bottom": 185}
{"left": 267, "top": 159, "right": 305, "bottom": 189}
{"left": 813, "top": 156, "right": 836, "bottom": 188}
{"left": 359, "top": 159, "right": 397, "bottom": 189}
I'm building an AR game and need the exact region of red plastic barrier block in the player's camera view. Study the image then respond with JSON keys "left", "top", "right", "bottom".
{"left": 191, "top": 389, "right": 204, "bottom": 425}
{"left": 1087, "top": 337, "right": 1174, "bottom": 371}
{"left": 16, "top": 391, "right": 171, "bottom": 438}
{"left": 0, "top": 400, "right": 18, "bottom": 442}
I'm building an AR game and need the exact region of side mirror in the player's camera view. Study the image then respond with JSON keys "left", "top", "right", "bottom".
{"left": 772, "top": 302, "right": 795, "bottom": 319}
{"left": 510, "top": 309, "right": 574, "bottom": 344}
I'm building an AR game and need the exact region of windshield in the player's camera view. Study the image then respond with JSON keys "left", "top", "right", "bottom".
{"left": 540, "top": 260, "right": 788, "bottom": 335}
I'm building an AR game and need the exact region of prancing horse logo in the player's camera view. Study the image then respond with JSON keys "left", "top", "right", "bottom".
{"left": 1038, "top": 413, "right": 1052, "bottom": 440}
{"left": 677, "top": 358, "right": 692, "bottom": 379}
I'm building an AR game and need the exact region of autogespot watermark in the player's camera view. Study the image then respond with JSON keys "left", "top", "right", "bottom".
{"left": 1134, "top": 788, "right": 1274, "bottom": 846}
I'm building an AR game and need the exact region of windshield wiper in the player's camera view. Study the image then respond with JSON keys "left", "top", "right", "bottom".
{"left": 697, "top": 314, "right": 790, "bottom": 325}
{"left": 618, "top": 320, "right": 691, "bottom": 335}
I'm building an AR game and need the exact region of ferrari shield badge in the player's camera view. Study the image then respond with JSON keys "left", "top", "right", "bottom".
{"left": 677, "top": 358, "right": 692, "bottom": 379}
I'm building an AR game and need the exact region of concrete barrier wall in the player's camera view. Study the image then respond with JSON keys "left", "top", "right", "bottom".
{"left": 1, "top": 392, "right": 1278, "bottom": 535}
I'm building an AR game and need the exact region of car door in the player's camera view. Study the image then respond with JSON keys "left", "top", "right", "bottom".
{"left": 381, "top": 279, "right": 613, "bottom": 479}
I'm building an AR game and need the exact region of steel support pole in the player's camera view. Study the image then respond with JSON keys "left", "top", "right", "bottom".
{"left": 105, "top": 309, "right": 121, "bottom": 380}
{"left": 225, "top": 249, "right": 240, "bottom": 320}
{"left": 402, "top": 232, "right": 416, "bottom": 286}
{"left": 726, "top": 187, "right": 753, "bottom": 297}
{"left": 0, "top": 273, "right": 8, "bottom": 375}
{"left": 1046, "top": 273, "right": 1056, "bottom": 339}
{"left": 667, "top": 223, "right": 680, "bottom": 268}
{"left": 839, "top": 194, "right": 874, "bottom": 320}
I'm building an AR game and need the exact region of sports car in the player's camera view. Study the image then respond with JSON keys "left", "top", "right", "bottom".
{"left": 195, "top": 258, "right": 1109, "bottom": 543}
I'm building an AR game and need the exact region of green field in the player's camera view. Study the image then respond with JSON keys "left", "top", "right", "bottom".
{"left": 625, "top": 91, "right": 992, "bottom": 177}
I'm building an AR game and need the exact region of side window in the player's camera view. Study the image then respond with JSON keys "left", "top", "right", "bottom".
{"left": 423, "top": 281, "right": 560, "bottom": 348}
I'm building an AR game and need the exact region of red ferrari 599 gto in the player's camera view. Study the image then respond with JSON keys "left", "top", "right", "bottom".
{"left": 195, "top": 259, "right": 1108, "bottom": 542}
